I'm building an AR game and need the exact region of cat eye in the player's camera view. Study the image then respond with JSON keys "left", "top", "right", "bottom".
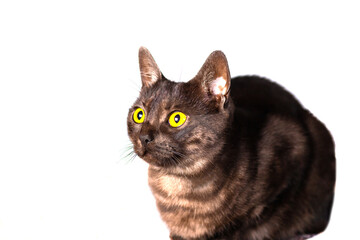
{"left": 133, "top": 107, "right": 145, "bottom": 124}
{"left": 168, "top": 111, "right": 187, "bottom": 128}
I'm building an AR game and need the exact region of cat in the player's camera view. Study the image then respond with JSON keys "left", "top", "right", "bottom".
{"left": 127, "top": 47, "right": 336, "bottom": 240}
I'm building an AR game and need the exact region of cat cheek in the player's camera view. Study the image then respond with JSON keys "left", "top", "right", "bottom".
{"left": 132, "top": 137, "right": 145, "bottom": 157}
{"left": 185, "top": 144, "right": 200, "bottom": 153}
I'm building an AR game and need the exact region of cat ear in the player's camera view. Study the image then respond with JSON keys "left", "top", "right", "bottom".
{"left": 138, "top": 47, "right": 162, "bottom": 88}
{"left": 195, "top": 50, "right": 231, "bottom": 109}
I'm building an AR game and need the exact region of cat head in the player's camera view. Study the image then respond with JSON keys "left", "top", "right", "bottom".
{"left": 127, "top": 47, "right": 233, "bottom": 171}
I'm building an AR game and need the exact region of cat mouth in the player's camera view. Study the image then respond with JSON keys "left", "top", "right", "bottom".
{"left": 136, "top": 144, "right": 184, "bottom": 167}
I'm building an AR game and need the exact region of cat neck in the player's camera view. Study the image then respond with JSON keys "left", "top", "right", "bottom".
{"left": 148, "top": 155, "right": 230, "bottom": 198}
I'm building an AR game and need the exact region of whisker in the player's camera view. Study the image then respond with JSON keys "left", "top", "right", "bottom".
{"left": 172, "top": 154, "right": 181, "bottom": 164}
{"left": 119, "top": 142, "right": 138, "bottom": 164}
{"left": 170, "top": 156, "right": 178, "bottom": 166}
{"left": 153, "top": 144, "right": 216, "bottom": 177}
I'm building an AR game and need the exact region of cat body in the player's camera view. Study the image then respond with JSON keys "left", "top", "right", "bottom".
{"left": 127, "top": 47, "right": 335, "bottom": 240}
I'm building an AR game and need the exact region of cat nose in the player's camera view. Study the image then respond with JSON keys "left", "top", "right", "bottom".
{"left": 140, "top": 134, "right": 154, "bottom": 145}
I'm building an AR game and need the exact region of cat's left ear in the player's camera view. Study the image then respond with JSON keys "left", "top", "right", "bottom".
{"left": 138, "top": 47, "right": 162, "bottom": 88}
{"left": 195, "top": 50, "right": 231, "bottom": 110}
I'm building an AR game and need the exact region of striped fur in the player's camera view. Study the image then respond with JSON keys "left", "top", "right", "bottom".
{"left": 127, "top": 48, "right": 335, "bottom": 240}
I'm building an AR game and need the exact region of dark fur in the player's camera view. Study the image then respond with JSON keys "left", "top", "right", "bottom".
{"left": 127, "top": 47, "right": 335, "bottom": 240}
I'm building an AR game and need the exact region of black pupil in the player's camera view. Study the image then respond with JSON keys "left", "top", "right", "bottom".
{"left": 174, "top": 114, "right": 180, "bottom": 123}
{"left": 137, "top": 111, "right": 143, "bottom": 119}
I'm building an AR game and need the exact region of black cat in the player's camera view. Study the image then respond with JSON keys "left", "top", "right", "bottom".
{"left": 127, "top": 47, "right": 336, "bottom": 240}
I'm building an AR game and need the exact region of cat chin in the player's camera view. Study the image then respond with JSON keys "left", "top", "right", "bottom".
{"left": 134, "top": 144, "right": 184, "bottom": 168}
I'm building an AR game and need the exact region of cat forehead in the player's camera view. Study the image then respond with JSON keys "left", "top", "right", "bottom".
{"left": 139, "top": 81, "right": 183, "bottom": 108}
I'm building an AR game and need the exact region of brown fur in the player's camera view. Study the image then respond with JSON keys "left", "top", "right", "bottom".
{"left": 127, "top": 47, "right": 335, "bottom": 240}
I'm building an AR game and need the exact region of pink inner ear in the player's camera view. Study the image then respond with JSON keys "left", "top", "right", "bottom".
{"left": 211, "top": 77, "right": 228, "bottom": 96}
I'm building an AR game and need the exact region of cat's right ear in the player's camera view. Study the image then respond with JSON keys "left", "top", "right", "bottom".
{"left": 138, "top": 47, "right": 162, "bottom": 88}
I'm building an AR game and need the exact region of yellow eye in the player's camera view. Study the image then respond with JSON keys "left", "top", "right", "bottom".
{"left": 133, "top": 108, "right": 145, "bottom": 123}
{"left": 169, "top": 112, "right": 187, "bottom": 128}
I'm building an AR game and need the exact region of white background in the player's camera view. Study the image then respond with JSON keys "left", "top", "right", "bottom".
{"left": 0, "top": 1, "right": 359, "bottom": 239}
